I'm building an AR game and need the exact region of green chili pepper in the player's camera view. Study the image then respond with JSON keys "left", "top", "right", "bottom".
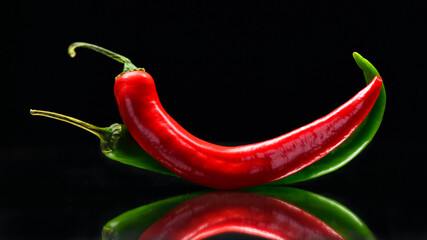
{"left": 102, "top": 186, "right": 374, "bottom": 240}
{"left": 31, "top": 52, "right": 385, "bottom": 184}
{"left": 30, "top": 110, "right": 175, "bottom": 177}
{"left": 272, "top": 52, "right": 386, "bottom": 184}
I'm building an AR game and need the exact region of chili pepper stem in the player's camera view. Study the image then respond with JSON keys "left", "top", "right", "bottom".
{"left": 68, "top": 42, "right": 144, "bottom": 73}
{"left": 29, "top": 109, "right": 120, "bottom": 152}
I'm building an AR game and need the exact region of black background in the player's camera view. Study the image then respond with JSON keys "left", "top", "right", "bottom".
{"left": 1, "top": 1, "right": 425, "bottom": 239}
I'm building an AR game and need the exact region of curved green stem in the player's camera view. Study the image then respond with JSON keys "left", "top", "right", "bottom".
{"left": 29, "top": 109, "right": 118, "bottom": 152}
{"left": 30, "top": 109, "right": 105, "bottom": 139}
{"left": 68, "top": 42, "right": 141, "bottom": 72}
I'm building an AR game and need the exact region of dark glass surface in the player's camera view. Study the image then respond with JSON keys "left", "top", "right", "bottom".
{"left": 1, "top": 1, "right": 425, "bottom": 239}
{"left": 2, "top": 140, "right": 425, "bottom": 239}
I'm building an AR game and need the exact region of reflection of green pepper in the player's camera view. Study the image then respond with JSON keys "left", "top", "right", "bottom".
{"left": 31, "top": 52, "right": 385, "bottom": 184}
{"left": 102, "top": 192, "right": 206, "bottom": 240}
{"left": 274, "top": 52, "right": 386, "bottom": 184}
{"left": 246, "top": 186, "right": 375, "bottom": 240}
{"left": 102, "top": 186, "right": 374, "bottom": 240}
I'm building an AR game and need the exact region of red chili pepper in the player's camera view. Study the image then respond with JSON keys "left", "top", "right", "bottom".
{"left": 138, "top": 191, "right": 344, "bottom": 240}
{"left": 69, "top": 43, "right": 383, "bottom": 189}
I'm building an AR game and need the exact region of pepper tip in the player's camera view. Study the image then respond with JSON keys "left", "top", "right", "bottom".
{"left": 352, "top": 52, "right": 361, "bottom": 59}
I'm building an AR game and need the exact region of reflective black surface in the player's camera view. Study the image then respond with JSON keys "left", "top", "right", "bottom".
{"left": 2, "top": 1, "right": 425, "bottom": 239}
{"left": 102, "top": 187, "right": 373, "bottom": 239}
{"left": 2, "top": 142, "right": 426, "bottom": 239}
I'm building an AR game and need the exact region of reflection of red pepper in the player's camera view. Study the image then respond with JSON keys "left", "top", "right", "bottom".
{"left": 139, "top": 191, "right": 344, "bottom": 239}
{"left": 70, "top": 43, "right": 383, "bottom": 189}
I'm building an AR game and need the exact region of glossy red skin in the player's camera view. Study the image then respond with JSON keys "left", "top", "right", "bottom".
{"left": 115, "top": 71, "right": 382, "bottom": 189}
{"left": 138, "top": 191, "right": 344, "bottom": 240}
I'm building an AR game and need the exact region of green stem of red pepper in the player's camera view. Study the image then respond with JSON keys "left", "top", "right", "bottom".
{"left": 68, "top": 42, "right": 141, "bottom": 72}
